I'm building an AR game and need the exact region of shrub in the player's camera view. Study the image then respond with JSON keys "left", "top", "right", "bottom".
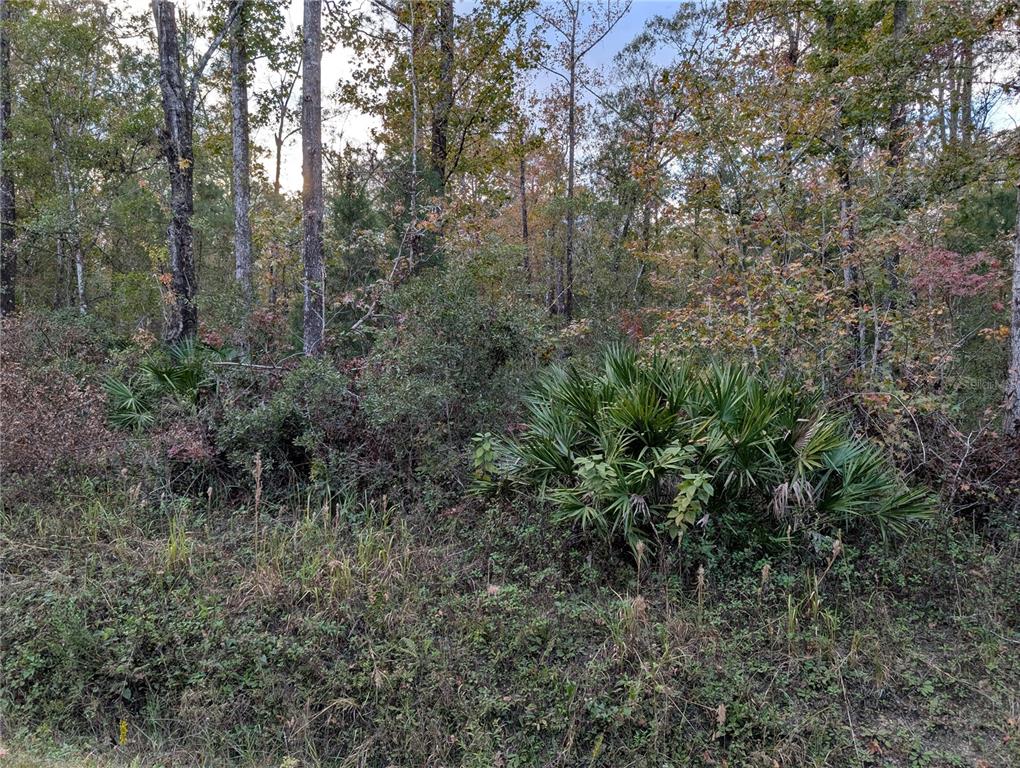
{"left": 359, "top": 268, "right": 542, "bottom": 492}
{"left": 214, "top": 358, "right": 358, "bottom": 488}
{"left": 485, "top": 346, "right": 934, "bottom": 558}
{"left": 103, "top": 339, "right": 222, "bottom": 432}
{"left": 0, "top": 315, "right": 120, "bottom": 493}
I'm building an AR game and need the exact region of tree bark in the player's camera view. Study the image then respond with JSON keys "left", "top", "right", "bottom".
{"left": 1005, "top": 181, "right": 1020, "bottom": 435}
{"left": 230, "top": 0, "right": 253, "bottom": 305}
{"left": 519, "top": 153, "right": 529, "bottom": 275}
{"left": 0, "top": 0, "right": 15, "bottom": 316}
{"left": 562, "top": 22, "right": 576, "bottom": 320}
{"left": 887, "top": 0, "right": 908, "bottom": 168}
{"left": 154, "top": 0, "right": 237, "bottom": 341}
{"left": 301, "top": 0, "right": 324, "bottom": 356}
{"left": 155, "top": 1, "right": 198, "bottom": 341}
{"left": 430, "top": 0, "right": 453, "bottom": 196}
{"left": 960, "top": 37, "right": 973, "bottom": 148}
{"left": 879, "top": 0, "right": 909, "bottom": 362}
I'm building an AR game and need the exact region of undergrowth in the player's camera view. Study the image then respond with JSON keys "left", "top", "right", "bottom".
{"left": 1, "top": 478, "right": 1017, "bottom": 767}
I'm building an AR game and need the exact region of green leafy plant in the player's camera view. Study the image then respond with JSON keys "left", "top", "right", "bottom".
{"left": 102, "top": 375, "right": 156, "bottom": 432}
{"left": 485, "top": 345, "right": 934, "bottom": 558}
{"left": 103, "top": 339, "right": 219, "bottom": 432}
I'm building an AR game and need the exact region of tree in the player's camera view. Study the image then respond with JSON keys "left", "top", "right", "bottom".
{"left": 430, "top": 0, "right": 454, "bottom": 198}
{"left": 301, "top": 0, "right": 324, "bottom": 356}
{"left": 0, "top": 0, "right": 15, "bottom": 316}
{"left": 535, "top": 0, "right": 631, "bottom": 319}
{"left": 229, "top": 0, "right": 252, "bottom": 306}
{"left": 1006, "top": 175, "right": 1020, "bottom": 436}
{"left": 153, "top": 0, "right": 239, "bottom": 341}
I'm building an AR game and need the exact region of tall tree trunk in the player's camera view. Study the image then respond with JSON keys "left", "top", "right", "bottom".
{"left": 1005, "top": 180, "right": 1020, "bottom": 435}
{"left": 155, "top": 0, "right": 198, "bottom": 341}
{"left": 0, "top": 0, "right": 15, "bottom": 317}
{"left": 301, "top": 0, "right": 324, "bottom": 356}
{"left": 839, "top": 167, "right": 864, "bottom": 370}
{"left": 73, "top": 236, "right": 85, "bottom": 314}
{"left": 562, "top": 33, "right": 576, "bottom": 319}
{"left": 230, "top": 0, "right": 253, "bottom": 305}
{"left": 519, "top": 153, "right": 529, "bottom": 275}
{"left": 879, "top": 0, "right": 909, "bottom": 362}
{"left": 154, "top": 0, "right": 237, "bottom": 341}
{"left": 960, "top": 38, "right": 974, "bottom": 148}
{"left": 430, "top": 0, "right": 453, "bottom": 196}
{"left": 948, "top": 46, "right": 959, "bottom": 144}
{"left": 56, "top": 150, "right": 85, "bottom": 314}
{"left": 887, "top": 0, "right": 908, "bottom": 168}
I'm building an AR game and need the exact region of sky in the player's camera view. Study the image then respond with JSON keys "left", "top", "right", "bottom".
{"left": 122, "top": 1, "right": 1017, "bottom": 193}
{"left": 122, "top": 0, "right": 675, "bottom": 192}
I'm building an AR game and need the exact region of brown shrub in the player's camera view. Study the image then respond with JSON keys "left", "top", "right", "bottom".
{"left": 0, "top": 317, "right": 122, "bottom": 489}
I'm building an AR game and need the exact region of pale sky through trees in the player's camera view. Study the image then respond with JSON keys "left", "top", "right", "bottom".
{"left": 119, "top": 0, "right": 678, "bottom": 191}
{"left": 120, "top": 0, "right": 1018, "bottom": 192}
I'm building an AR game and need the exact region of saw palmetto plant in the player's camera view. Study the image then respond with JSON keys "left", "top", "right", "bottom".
{"left": 481, "top": 346, "right": 933, "bottom": 557}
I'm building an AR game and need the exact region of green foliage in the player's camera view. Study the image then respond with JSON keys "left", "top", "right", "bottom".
{"left": 360, "top": 268, "right": 542, "bottom": 489}
{"left": 2, "top": 486, "right": 1016, "bottom": 768}
{"left": 103, "top": 340, "right": 218, "bottom": 432}
{"left": 215, "top": 358, "right": 357, "bottom": 487}
{"left": 490, "top": 346, "right": 934, "bottom": 558}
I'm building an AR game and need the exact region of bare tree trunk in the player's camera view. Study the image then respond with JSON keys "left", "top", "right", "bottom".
{"left": 1005, "top": 181, "right": 1020, "bottom": 435}
{"left": 887, "top": 0, "right": 908, "bottom": 168}
{"left": 53, "top": 234, "right": 63, "bottom": 308}
{"left": 274, "top": 136, "right": 283, "bottom": 196}
{"left": 155, "top": 1, "right": 197, "bottom": 341}
{"left": 839, "top": 166, "right": 864, "bottom": 370}
{"left": 562, "top": 26, "right": 576, "bottom": 320}
{"left": 57, "top": 152, "right": 85, "bottom": 314}
{"left": 154, "top": 0, "right": 237, "bottom": 341}
{"left": 519, "top": 153, "right": 529, "bottom": 275}
{"left": 406, "top": 1, "right": 422, "bottom": 267}
{"left": 960, "top": 38, "right": 973, "bottom": 148}
{"left": 430, "top": 0, "right": 453, "bottom": 196}
{"left": 0, "top": 0, "right": 15, "bottom": 316}
{"left": 879, "top": 0, "right": 908, "bottom": 362}
{"left": 301, "top": 0, "right": 324, "bottom": 356}
{"left": 948, "top": 45, "right": 959, "bottom": 144}
{"left": 230, "top": 0, "right": 253, "bottom": 305}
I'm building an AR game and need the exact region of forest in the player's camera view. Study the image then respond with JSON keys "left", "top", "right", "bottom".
{"left": 0, "top": 0, "right": 1019, "bottom": 765}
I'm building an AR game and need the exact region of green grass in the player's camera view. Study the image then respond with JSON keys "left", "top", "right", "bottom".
{"left": 2, "top": 476, "right": 1017, "bottom": 767}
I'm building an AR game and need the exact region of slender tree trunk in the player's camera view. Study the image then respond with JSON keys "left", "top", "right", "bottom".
{"left": 273, "top": 135, "right": 283, "bottom": 196}
{"left": 519, "top": 153, "right": 529, "bottom": 275}
{"left": 1005, "top": 181, "right": 1020, "bottom": 435}
{"left": 948, "top": 46, "right": 959, "bottom": 144}
{"left": 301, "top": 0, "right": 324, "bottom": 356}
{"left": 73, "top": 237, "right": 85, "bottom": 314}
{"left": 887, "top": 0, "right": 908, "bottom": 168}
{"left": 56, "top": 151, "right": 86, "bottom": 314}
{"left": 960, "top": 38, "right": 974, "bottom": 148}
{"left": 839, "top": 164, "right": 864, "bottom": 370}
{"left": 230, "top": 0, "right": 253, "bottom": 305}
{"left": 562, "top": 33, "right": 576, "bottom": 319}
{"left": 937, "top": 75, "right": 947, "bottom": 148}
{"left": 430, "top": 0, "right": 453, "bottom": 196}
{"left": 0, "top": 0, "right": 15, "bottom": 316}
{"left": 879, "top": 0, "right": 909, "bottom": 362}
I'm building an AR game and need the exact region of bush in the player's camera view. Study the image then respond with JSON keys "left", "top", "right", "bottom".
{"left": 485, "top": 346, "right": 934, "bottom": 559}
{"left": 103, "top": 338, "right": 221, "bottom": 432}
{"left": 359, "top": 268, "right": 542, "bottom": 493}
{"left": 0, "top": 315, "right": 120, "bottom": 494}
{"left": 214, "top": 358, "right": 358, "bottom": 489}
